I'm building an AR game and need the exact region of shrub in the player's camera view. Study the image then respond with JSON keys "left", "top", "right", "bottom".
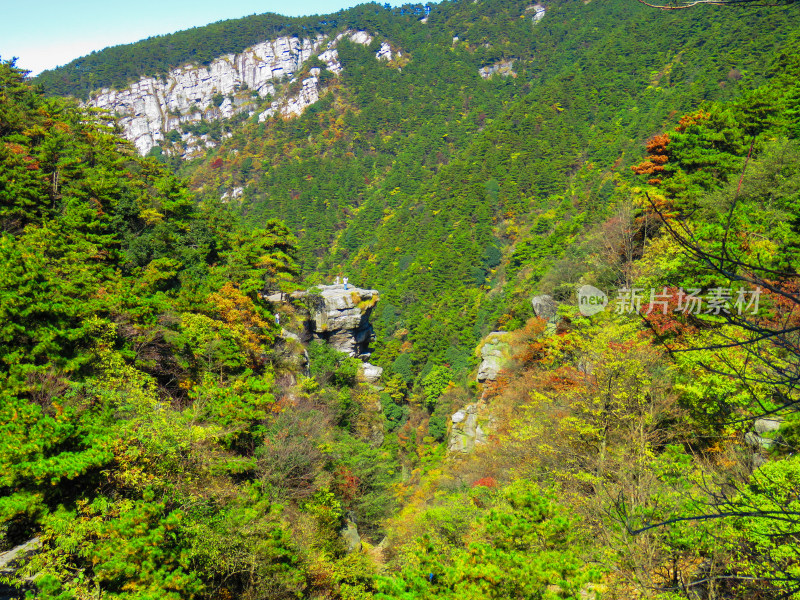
{"left": 308, "top": 341, "right": 360, "bottom": 388}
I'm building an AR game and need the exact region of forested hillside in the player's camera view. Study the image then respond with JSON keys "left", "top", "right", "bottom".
{"left": 0, "top": 57, "right": 408, "bottom": 599}
{"left": 3, "top": 0, "right": 800, "bottom": 598}
{"left": 169, "top": 0, "right": 800, "bottom": 378}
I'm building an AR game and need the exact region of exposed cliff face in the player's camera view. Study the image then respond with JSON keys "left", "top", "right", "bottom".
{"left": 89, "top": 35, "right": 322, "bottom": 155}
{"left": 87, "top": 30, "right": 393, "bottom": 157}
{"left": 306, "top": 284, "right": 379, "bottom": 359}
{"left": 476, "top": 331, "right": 511, "bottom": 382}
{"left": 448, "top": 402, "right": 495, "bottom": 453}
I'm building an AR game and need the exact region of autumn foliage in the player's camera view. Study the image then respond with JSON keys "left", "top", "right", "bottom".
{"left": 631, "top": 133, "right": 670, "bottom": 184}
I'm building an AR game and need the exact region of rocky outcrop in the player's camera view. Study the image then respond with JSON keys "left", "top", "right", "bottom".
{"left": 265, "top": 282, "right": 383, "bottom": 383}
{"left": 1, "top": 537, "right": 40, "bottom": 598}
{"left": 359, "top": 362, "right": 384, "bottom": 384}
{"left": 87, "top": 30, "right": 394, "bottom": 157}
{"left": 754, "top": 418, "right": 782, "bottom": 434}
{"left": 476, "top": 331, "right": 511, "bottom": 382}
{"left": 340, "top": 517, "right": 362, "bottom": 553}
{"left": 302, "top": 283, "right": 383, "bottom": 383}
{"left": 258, "top": 73, "right": 322, "bottom": 121}
{"left": 449, "top": 403, "right": 495, "bottom": 453}
{"left": 257, "top": 32, "right": 405, "bottom": 120}
{"left": 478, "top": 59, "right": 516, "bottom": 79}
{"left": 273, "top": 329, "right": 309, "bottom": 376}
{"left": 89, "top": 35, "right": 325, "bottom": 155}
{"left": 306, "top": 284, "right": 379, "bottom": 359}
{"left": 0, "top": 536, "right": 39, "bottom": 570}
{"left": 220, "top": 186, "right": 243, "bottom": 202}
{"left": 531, "top": 294, "right": 558, "bottom": 321}
{"left": 532, "top": 293, "right": 564, "bottom": 334}
{"left": 527, "top": 3, "right": 547, "bottom": 23}
{"left": 376, "top": 42, "right": 399, "bottom": 61}
{"left": 745, "top": 418, "right": 783, "bottom": 450}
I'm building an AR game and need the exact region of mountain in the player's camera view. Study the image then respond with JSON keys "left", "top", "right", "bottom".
{"left": 38, "top": 1, "right": 800, "bottom": 379}
{"left": 5, "top": 0, "right": 800, "bottom": 597}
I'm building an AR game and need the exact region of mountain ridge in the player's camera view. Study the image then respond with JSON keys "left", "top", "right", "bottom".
{"left": 32, "top": 3, "right": 428, "bottom": 100}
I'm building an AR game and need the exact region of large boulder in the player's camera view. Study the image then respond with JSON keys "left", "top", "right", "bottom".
{"left": 746, "top": 418, "right": 783, "bottom": 450}
{"left": 476, "top": 331, "right": 511, "bottom": 382}
{"left": 359, "top": 362, "right": 384, "bottom": 384}
{"left": 531, "top": 294, "right": 558, "bottom": 321}
{"left": 305, "top": 284, "right": 379, "bottom": 359}
{"left": 754, "top": 418, "right": 782, "bottom": 435}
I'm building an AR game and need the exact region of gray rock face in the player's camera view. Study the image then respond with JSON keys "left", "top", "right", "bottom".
{"left": 267, "top": 283, "right": 382, "bottom": 381}
{"left": 478, "top": 59, "right": 516, "bottom": 79}
{"left": 87, "top": 30, "right": 391, "bottom": 157}
{"left": 449, "top": 403, "right": 495, "bottom": 453}
{"left": 745, "top": 431, "right": 775, "bottom": 449}
{"left": 258, "top": 74, "right": 322, "bottom": 121}
{"left": 531, "top": 294, "right": 558, "bottom": 321}
{"left": 340, "top": 518, "right": 362, "bottom": 553}
{"left": 306, "top": 284, "right": 379, "bottom": 359}
{"left": 88, "top": 35, "right": 324, "bottom": 156}
{"left": 274, "top": 329, "right": 309, "bottom": 375}
{"left": 359, "top": 362, "right": 384, "bottom": 384}
{"left": 0, "top": 537, "right": 40, "bottom": 571}
{"left": 376, "top": 42, "right": 400, "bottom": 61}
{"left": 754, "top": 418, "right": 782, "bottom": 434}
{"left": 746, "top": 418, "right": 783, "bottom": 450}
{"left": 529, "top": 3, "right": 546, "bottom": 23}
{"left": 1, "top": 536, "right": 40, "bottom": 596}
{"left": 476, "top": 331, "right": 511, "bottom": 382}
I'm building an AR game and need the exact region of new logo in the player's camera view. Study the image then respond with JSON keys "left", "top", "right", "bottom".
{"left": 577, "top": 285, "right": 608, "bottom": 316}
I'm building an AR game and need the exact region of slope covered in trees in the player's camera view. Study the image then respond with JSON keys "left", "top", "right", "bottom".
{"left": 0, "top": 58, "right": 403, "bottom": 599}
{"left": 4, "top": 0, "right": 800, "bottom": 597}
{"left": 172, "top": 0, "right": 800, "bottom": 382}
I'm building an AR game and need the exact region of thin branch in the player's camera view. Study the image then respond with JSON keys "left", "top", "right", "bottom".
{"left": 635, "top": 0, "right": 794, "bottom": 7}
{"left": 627, "top": 510, "right": 800, "bottom": 535}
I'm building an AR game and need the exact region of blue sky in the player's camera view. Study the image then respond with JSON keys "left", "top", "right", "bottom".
{"left": 2, "top": 0, "right": 378, "bottom": 76}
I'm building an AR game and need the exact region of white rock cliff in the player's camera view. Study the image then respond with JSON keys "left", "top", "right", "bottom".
{"left": 87, "top": 30, "right": 388, "bottom": 157}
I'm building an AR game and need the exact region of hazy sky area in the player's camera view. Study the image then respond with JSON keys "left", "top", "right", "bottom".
{"left": 1, "top": 0, "right": 382, "bottom": 76}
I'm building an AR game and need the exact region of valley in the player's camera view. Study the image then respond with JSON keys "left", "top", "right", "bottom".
{"left": 2, "top": 0, "right": 800, "bottom": 597}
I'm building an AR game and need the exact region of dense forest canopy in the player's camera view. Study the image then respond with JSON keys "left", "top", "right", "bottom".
{"left": 3, "top": 0, "right": 800, "bottom": 597}
{"left": 172, "top": 0, "right": 800, "bottom": 375}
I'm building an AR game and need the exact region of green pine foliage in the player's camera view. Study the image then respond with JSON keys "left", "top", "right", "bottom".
{"left": 4, "top": 0, "right": 800, "bottom": 597}
{"left": 170, "top": 0, "right": 800, "bottom": 376}
{"left": 0, "top": 58, "right": 401, "bottom": 599}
